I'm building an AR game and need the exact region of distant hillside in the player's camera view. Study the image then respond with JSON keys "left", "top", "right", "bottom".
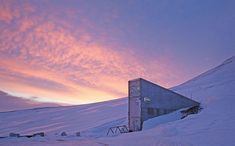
{"left": 0, "top": 91, "right": 60, "bottom": 112}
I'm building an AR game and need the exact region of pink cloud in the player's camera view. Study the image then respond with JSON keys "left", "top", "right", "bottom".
{"left": 0, "top": 1, "right": 18, "bottom": 23}
{"left": 0, "top": 1, "right": 185, "bottom": 104}
{"left": 19, "top": 18, "right": 34, "bottom": 31}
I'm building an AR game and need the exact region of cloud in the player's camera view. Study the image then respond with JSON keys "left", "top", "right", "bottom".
{"left": 0, "top": 0, "right": 17, "bottom": 23}
{"left": 0, "top": 0, "right": 35, "bottom": 23}
{"left": 19, "top": 18, "right": 34, "bottom": 32}
{"left": 0, "top": 1, "right": 184, "bottom": 105}
{"left": 0, "top": 66, "right": 71, "bottom": 93}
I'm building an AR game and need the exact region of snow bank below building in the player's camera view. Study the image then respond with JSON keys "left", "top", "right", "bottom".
{"left": 143, "top": 109, "right": 183, "bottom": 130}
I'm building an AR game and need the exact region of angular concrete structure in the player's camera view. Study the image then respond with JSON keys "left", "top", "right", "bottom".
{"left": 128, "top": 78, "right": 200, "bottom": 132}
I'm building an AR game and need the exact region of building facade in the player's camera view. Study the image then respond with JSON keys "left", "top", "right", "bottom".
{"left": 128, "top": 78, "right": 200, "bottom": 132}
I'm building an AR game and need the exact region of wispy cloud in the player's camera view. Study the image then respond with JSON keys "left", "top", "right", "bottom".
{"left": 0, "top": 0, "right": 184, "bottom": 104}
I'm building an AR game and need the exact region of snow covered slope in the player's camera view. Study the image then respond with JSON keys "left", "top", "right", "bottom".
{"left": 0, "top": 98, "right": 127, "bottom": 136}
{"left": 0, "top": 56, "right": 235, "bottom": 146}
{"left": 0, "top": 98, "right": 127, "bottom": 145}
{"left": 173, "top": 56, "right": 235, "bottom": 104}
{"left": 100, "top": 56, "right": 235, "bottom": 146}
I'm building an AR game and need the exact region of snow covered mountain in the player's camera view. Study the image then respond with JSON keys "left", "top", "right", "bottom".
{"left": 0, "top": 56, "right": 235, "bottom": 146}
{"left": 0, "top": 91, "right": 60, "bottom": 112}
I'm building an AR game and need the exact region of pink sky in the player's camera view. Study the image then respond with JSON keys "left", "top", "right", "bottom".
{"left": 0, "top": 0, "right": 234, "bottom": 105}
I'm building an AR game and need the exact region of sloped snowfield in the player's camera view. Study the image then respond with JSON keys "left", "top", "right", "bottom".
{"left": 1, "top": 56, "right": 235, "bottom": 146}
{"left": 0, "top": 98, "right": 128, "bottom": 145}
{"left": 100, "top": 57, "right": 235, "bottom": 146}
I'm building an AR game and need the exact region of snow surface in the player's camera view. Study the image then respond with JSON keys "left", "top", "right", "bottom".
{"left": 142, "top": 109, "right": 183, "bottom": 130}
{"left": 0, "top": 56, "right": 235, "bottom": 146}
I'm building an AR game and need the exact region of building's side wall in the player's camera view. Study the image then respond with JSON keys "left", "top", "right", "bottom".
{"left": 128, "top": 79, "right": 142, "bottom": 132}
{"left": 140, "top": 79, "right": 199, "bottom": 122}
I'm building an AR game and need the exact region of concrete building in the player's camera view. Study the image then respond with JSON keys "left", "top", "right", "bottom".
{"left": 128, "top": 78, "right": 200, "bottom": 132}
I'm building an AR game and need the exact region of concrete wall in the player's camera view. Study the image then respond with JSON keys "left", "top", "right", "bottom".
{"left": 128, "top": 78, "right": 200, "bottom": 132}
{"left": 128, "top": 79, "right": 142, "bottom": 132}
